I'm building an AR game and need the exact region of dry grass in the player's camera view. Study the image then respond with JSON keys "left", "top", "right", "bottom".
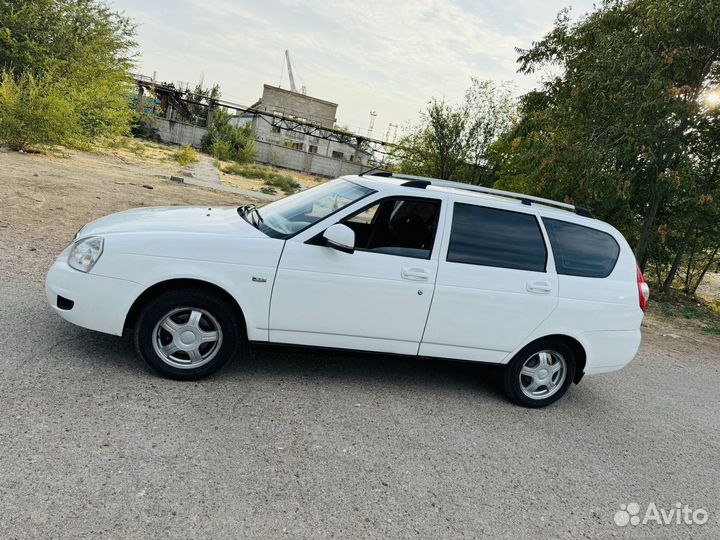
{"left": 218, "top": 159, "right": 323, "bottom": 194}
{"left": 95, "top": 136, "right": 178, "bottom": 163}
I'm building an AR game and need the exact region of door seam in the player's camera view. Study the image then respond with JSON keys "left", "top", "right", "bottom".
{"left": 266, "top": 240, "right": 288, "bottom": 341}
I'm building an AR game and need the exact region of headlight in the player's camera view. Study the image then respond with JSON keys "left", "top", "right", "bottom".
{"left": 68, "top": 236, "right": 104, "bottom": 272}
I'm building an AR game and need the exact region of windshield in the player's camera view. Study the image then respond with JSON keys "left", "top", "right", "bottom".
{"left": 251, "top": 179, "right": 374, "bottom": 238}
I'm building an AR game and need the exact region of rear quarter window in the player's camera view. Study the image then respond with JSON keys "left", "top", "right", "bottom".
{"left": 542, "top": 218, "right": 620, "bottom": 278}
{"left": 447, "top": 203, "right": 547, "bottom": 272}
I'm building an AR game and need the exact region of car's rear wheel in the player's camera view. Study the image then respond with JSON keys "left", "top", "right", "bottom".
{"left": 502, "top": 339, "right": 576, "bottom": 408}
{"left": 134, "top": 288, "right": 242, "bottom": 380}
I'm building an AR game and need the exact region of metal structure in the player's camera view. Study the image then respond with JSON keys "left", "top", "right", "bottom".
{"left": 134, "top": 74, "right": 193, "bottom": 121}
{"left": 132, "top": 74, "right": 399, "bottom": 162}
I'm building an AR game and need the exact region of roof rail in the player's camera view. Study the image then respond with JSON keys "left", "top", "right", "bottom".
{"left": 366, "top": 172, "right": 593, "bottom": 218}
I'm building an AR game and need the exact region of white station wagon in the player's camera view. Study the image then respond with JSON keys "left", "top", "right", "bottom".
{"left": 46, "top": 173, "right": 649, "bottom": 407}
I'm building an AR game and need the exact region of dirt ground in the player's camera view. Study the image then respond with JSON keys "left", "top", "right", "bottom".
{"left": 1, "top": 145, "right": 719, "bottom": 538}
{"left": 0, "top": 145, "right": 262, "bottom": 282}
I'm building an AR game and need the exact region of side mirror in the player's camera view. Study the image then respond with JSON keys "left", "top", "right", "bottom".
{"left": 322, "top": 223, "right": 355, "bottom": 254}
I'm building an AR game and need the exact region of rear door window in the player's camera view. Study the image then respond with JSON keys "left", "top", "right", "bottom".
{"left": 542, "top": 218, "right": 620, "bottom": 278}
{"left": 447, "top": 203, "right": 547, "bottom": 272}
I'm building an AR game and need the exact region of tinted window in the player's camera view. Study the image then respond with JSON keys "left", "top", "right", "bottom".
{"left": 447, "top": 204, "right": 547, "bottom": 272}
{"left": 543, "top": 218, "right": 620, "bottom": 278}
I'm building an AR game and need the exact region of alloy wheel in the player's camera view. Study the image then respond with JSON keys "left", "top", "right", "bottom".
{"left": 152, "top": 307, "right": 223, "bottom": 369}
{"left": 518, "top": 350, "right": 567, "bottom": 400}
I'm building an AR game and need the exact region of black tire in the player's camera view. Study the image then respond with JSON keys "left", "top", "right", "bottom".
{"left": 502, "top": 339, "right": 576, "bottom": 408}
{"left": 134, "top": 288, "right": 243, "bottom": 380}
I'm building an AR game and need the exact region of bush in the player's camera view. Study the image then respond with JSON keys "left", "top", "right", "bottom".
{"left": 223, "top": 163, "right": 275, "bottom": 179}
{"left": 264, "top": 175, "right": 301, "bottom": 195}
{"left": 173, "top": 144, "right": 198, "bottom": 167}
{"left": 104, "top": 136, "right": 146, "bottom": 156}
{"left": 211, "top": 139, "right": 232, "bottom": 161}
{"left": 0, "top": 70, "right": 77, "bottom": 151}
{"left": 222, "top": 162, "right": 300, "bottom": 195}
{"left": 200, "top": 109, "right": 255, "bottom": 163}
{"left": 1, "top": 0, "right": 137, "bottom": 149}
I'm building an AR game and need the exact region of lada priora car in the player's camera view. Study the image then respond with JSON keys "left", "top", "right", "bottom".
{"left": 46, "top": 173, "right": 649, "bottom": 407}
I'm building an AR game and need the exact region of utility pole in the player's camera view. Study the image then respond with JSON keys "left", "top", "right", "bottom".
{"left": 367, "top": 110, "right": 377, "bottom": 138}
{"left": 385, "top": 123, "right": 398, "bottom": 143}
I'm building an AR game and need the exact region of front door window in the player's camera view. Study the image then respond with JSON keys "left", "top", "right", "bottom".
{"left": 342, "top": 197, "right": 441, "bottom": 259}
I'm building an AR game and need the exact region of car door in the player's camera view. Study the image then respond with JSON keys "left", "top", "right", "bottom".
{"left": 420, "top": 200, "right": 558, "bottom": 363}
{"left": 269, "top": 194, "right": 446, "bottom": 355}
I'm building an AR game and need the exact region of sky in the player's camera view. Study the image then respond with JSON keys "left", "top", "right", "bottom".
{"left": 112, "top": 0, "right": 597, "bottom": 139}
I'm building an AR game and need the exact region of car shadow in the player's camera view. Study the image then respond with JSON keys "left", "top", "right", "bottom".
{"left": 224, "top": 342, "right": 506, "bottom": 399}
{"left": 42, "top": 317, "right": 610, "bottom": 410}
{"left": 57, "top": 322, "right": 505, "bottom": 400}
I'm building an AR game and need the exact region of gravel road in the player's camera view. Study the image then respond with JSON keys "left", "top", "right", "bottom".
{"left": 1, "top": 147, "right": 718, "bottom": 539}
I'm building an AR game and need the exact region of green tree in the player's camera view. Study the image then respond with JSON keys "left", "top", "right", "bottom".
{"left": 462, "top": 79, "right": 516, "bottom": 183}
{"left": 659, "top": 103, "right": 720, "bottom": 293}
{"left": 397, "top": 98, "right": 469, "bottom": 180}
{"left": 491, "top": 0, "right": 720, "bottom": 292}
{"left": 201, "top": 108, "right": 255, "bottom": 164}
{"left": 0, "top": 0, "right": 137, "bottom": 148}
{"left": 396, "top": 79, "right": 516, "bottom": 183}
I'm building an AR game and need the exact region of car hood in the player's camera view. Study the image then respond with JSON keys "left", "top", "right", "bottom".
{"left": 78, "top": 206, "right": 266, "bottom": 238}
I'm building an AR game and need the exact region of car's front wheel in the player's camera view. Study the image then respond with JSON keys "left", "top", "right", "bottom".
{"left": 502, "top": 339, "right": 576, "bottom": 408}
{"left": 134, "top": 288, "right": 242, "bottom": 380}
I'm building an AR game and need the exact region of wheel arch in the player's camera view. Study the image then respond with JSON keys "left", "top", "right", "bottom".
{"left": 123, "top": 278, "right": 247, "bottom": 337}
{"left": 519, "top": 334, "right": 587, "bottom": 384}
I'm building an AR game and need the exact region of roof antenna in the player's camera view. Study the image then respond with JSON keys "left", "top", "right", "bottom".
{"left": 359, "top": 164, "right": 388, "bottom": 176}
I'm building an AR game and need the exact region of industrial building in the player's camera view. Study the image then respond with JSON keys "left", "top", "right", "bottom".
{"left": 138, "top": 72, "right": 377, "bottom": 177}
{"left": 232, "top": 84, "right": 372, "bottom": 175}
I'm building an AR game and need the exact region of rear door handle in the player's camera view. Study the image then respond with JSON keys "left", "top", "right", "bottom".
{"left": 527, "top": 280, "right": 552, "bottom": 294}
{"left": 401, "top": 267, "right": 430, "bottom": 281}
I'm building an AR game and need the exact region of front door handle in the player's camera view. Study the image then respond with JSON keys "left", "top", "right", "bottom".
{"left": 527, "top": 280, "right": 552, "bottom": 294}
{"left": 401, "top": 267, "right": 430, "bottom": 281}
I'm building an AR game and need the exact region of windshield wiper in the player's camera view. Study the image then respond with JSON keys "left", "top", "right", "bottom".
{"left": 238, "top": 204, "right": 263, "bottom": 228}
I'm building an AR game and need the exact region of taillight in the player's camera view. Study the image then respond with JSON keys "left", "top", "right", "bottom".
{"left": 637, "top": 264, "right": 649, "bottom": 312}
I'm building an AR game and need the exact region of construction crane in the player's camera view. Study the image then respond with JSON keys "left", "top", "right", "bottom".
{"left": 285, "top": 50, "right": 299, "bottom": 93}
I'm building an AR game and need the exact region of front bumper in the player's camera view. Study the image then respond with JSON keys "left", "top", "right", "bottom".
{"left": 45, "top": 256, "right": 144, "bottom": 336}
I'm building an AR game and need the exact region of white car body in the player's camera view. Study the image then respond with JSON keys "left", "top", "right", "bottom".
{"left": 46, "top": 175, "right": 645, "bottom": 387}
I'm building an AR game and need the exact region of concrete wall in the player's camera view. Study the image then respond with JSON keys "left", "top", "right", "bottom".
{"left": 255, "top": 141, "right": 365, "bottom": 177}
{"left": 149, "top": 117, "right": 363, "bottom": 178}
{"left": 253, "top": 119, "right": 370, "bottom": 166}
{"left": 152, "top": 117, "right": 207, "bottom": 147}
